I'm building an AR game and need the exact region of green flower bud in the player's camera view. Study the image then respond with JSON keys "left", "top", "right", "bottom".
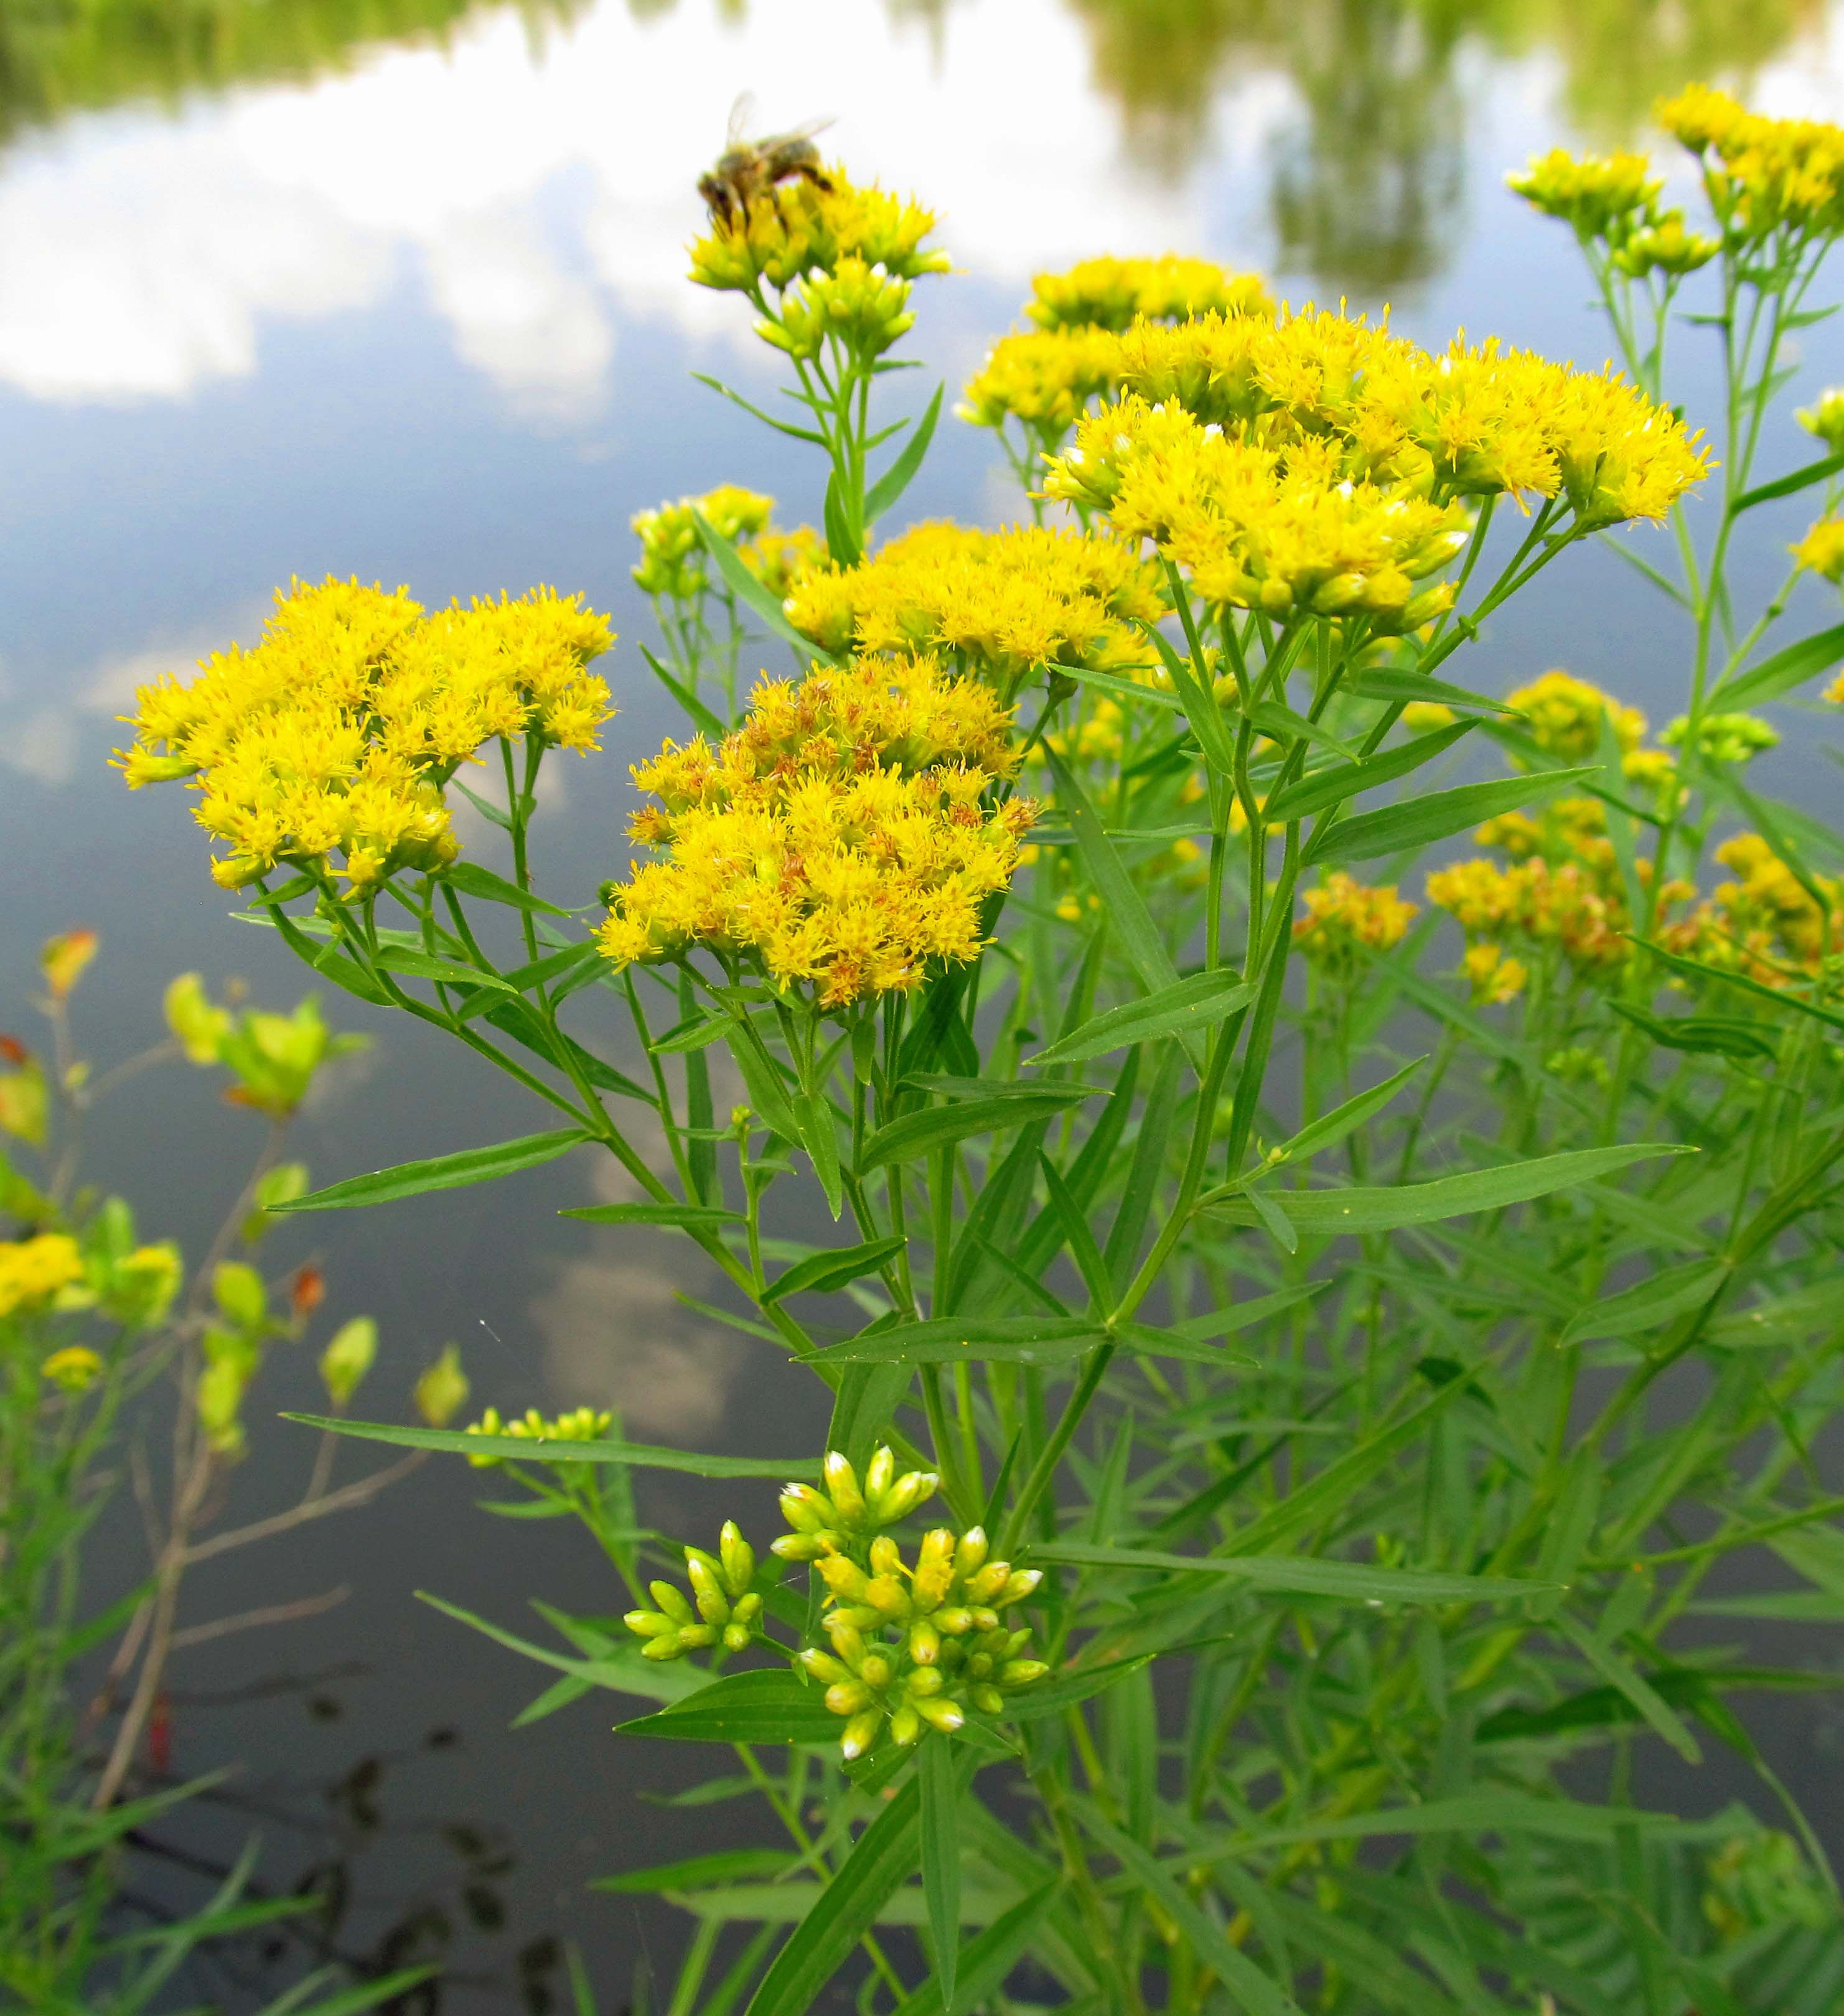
{"left": 719, "top": 1520, "right": 756, "bottom": 1595}
{"left": 841, "top": 1710, "right": 882, "bottom": 1760}
{"left": 916, "top": 1696, "right": 965, "bottom": 1734}
{"left": 823, "top": 1450, "right": 866, "bottom": 1524}
{"left": 649, "top": 1580, "right": 694, "bottom": 1625}
{"left": 889, "top": 1702, "right": 922, "bottom": 1747}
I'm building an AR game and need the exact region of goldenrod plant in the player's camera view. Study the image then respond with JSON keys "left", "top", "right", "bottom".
{"left": 0, "top": 935, "right": 442, "bottom": 2014}
{"left": 121, "top": 105, "right": 1844, "bottom": 2012}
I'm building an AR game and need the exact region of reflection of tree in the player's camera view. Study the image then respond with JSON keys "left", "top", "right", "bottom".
{"left": 1067, "top": 0, "right": 1820, "bottom": 289}
{"left": 0, "top": 0, "right": 586, "bottom": 144}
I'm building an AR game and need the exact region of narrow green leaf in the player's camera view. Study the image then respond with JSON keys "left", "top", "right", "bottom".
{"left": 617, "top": 1668, "right": 840, "bottom": 1746}
{"left": 1206, "top": 1142, "right": 1688, "bottom": 1235}
{"left": 864, "top": 381, "right": 944, "bottom": 523}
{"left": 1606, "top": 1001, "right": 1781, "bottom": 1060}
{"left": 796, "top": 1085, "right": 845, "bottom": 1220}
{"left": 439, "top": 860, "right": 573, "bottom": 917}
{"left": 860, "top": 1090, "right": 1095, "bottom": 1172}
{"left": 696, "top": 507, "right": 841, "bottom": 661}
{"left": 281, "top": 1412, "right": 810, "bottom": 1477}
{"left": 1350, "top": 668, "right": 1517, "bottom": 712}
{"left": 920, "top": 1735, "right": 961, "bottom": 2007}
{"left": 1731, "top": 448, "right": 1844, "bottom": 513}
{"left": 449, "top": 775, "right": 513, "bottom": 829}
{"left": 1713, "top": 620, "right": 1844, "bottom": 709}
{"left": 499, "top": 940, "right": 604, "bottom": 994}
{"left": 1045, "top": 750, "right": 1183, "bottom": 1001}
{"left": 261, "top": 1968, "right": 439, "bottom": 2016}
{"left": 822, "top": 1315, "right": 1105, "bottom": 1366}
{"left": 1305, "top": 768, "right": 1595, "bottom": 866}
{"left": 1204, "top": 1791, "right": 1711, "bottom": 1851}
{"left": 595, "top": 1849, "right": 796, "bottom": 1895}
{"left": 1002, "top": 1654, "right": 1154, "bottom": 1722}
{"left": 1266, "top": 1057, "right": 1425, "bottom": 1168}
{"left": 639, "top": 640, "right": 726, "bottom": 739}
{"left": 649, "top": 1014, "right": 731, "bottom": 1055}
{"left": 1076, "top": 1808, "right": 1306, "bottom": 2016}
{"left": 744, "top": 1775, "right": 922, "bottom": 2016}
{"left": 1631, "top": 933, "right": 1844, "bottom": 1032}
{"left": 271, "top": 1128, "right": 592, "bottom": 1211}
{"left": 1558, "top": 1258, "right": 1731, "bottom": 1345}
{"left": 1032, "top": 1541, "right": 1551, "bottom": 1605}
{"left": 1555, "top": 1619, "right": 1701, "bottom": 1763}
{"left": 561, "top": 1202, "right": 744, "bottom": 1228}
{"left": 1028, "top": 970, "right": 1257, "bottom": 1068}
{"left": 889, "top": 1882, "right": 1058, "bottom": 2016}
{"left": 414, "top": 1592, "right": 702, "bottom": 1705}
{"left": 1037, "top": 1154, "right": 1112, "bottom": 1309}
{"left": 1264, "top": 720, "right": 1473, "bottom": 824}
{"left": 1243, "top": 1184, "right": 1298, "bottom": 1253}
{"left": 691, "top": 370, "right": 830, "bottom": 445}
{"left": 763, "top": 1235, "right": 907, "bottom": 1304}
{"left": 373, "top": 946, "right": 515, "bottom": 992}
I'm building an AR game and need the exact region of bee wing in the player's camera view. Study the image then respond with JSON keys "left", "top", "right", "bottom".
{"left": 726, "top": 91, "right": 757, "bottom": 148}
{"left": 780, "top": 115, "right": 836, "bottom": 143}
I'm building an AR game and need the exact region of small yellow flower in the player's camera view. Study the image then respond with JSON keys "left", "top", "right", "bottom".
{"left": 0, "top": 1233, "right": 85, "bottom": 1318}
{"left": 1294, "top": 874, "right": 1418, "bottom": 968}
{"left": 40, "top": 1345, "right": 103, "bottom": 1393}
{"left": 1792, "top": 517, "right": 1844, "bottom": 586}
{"left": 1463, "top": 941, "right": 1527, "bottom": 1006}
{"left": 1507, "top": 671, "right": 1645, "bottom": 762}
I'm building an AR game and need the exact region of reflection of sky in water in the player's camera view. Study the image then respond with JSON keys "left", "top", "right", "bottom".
{"left": 5, "top": 0, "right": 1844, "bottom": 2000}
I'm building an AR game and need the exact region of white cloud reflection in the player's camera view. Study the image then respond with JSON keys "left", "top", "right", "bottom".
{"left": 0, "top": 0, "right": 1230, "bottom": 413}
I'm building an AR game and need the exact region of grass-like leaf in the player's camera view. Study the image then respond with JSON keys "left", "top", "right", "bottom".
{"left": 1304, "top": 768, "right": 1594, "bottom": 865}
{"left": 281, "top": 1412, "right": 811, "bottom": 1477}
{"left": 617, "top": 1668, "right": 840, "bottom": 1745}
{"left": 1027, "top": 970, "right": 1257, "bottom": 1068}
{"left": 271, "top": 1128, "right": 592, "bottom": 1211}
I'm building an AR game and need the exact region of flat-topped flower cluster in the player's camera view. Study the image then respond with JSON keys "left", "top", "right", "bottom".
{"left": 114, "top": 578, "right": 614, "bottom": 894}
{"left": 597, "top": 657, "right": 1037, "bottom": 1007}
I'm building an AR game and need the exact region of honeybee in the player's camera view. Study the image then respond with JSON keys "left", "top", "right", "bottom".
{"left": 698, "top": 93, "right": 835, "bottom": 227}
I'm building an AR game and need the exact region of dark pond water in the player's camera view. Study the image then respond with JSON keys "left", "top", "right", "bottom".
{"left": 5, "top": 0, "right": 1844, "bottom": 2005}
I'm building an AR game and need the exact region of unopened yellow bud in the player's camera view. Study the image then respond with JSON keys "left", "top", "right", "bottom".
{"left": 841, "top": 1710, "right": 882, "bottom": 1759}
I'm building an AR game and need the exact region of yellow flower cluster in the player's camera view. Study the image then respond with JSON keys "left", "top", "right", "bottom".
{"left": 116, "top": 579, "right": 615, "bottom": 895}
{"left": 1794, "top": 517, "right": 1844, "bottom": 586}
{"left": 1043, "top": 310, "right": 1709, "bottom": 595}
{"left": 627, "top": 1521, "right": 767, "bottom": 1659}
{"left": 784, "top": 521, "right": 1166, "bottom": 691}
{"left": 1674, "top": 834, "right": 1844, "bottom": 984}
{"left": 958, "top": 326, "right": 1120, "bottom": 436}
{"left": 739, "top": 523, "right": 828, "bottom": 600}
{"left": 0, "top": 1233, "right": 83, "bottom": 1319}
{"left": 40, "top": 1345, "right": 104, "bottom": 1393}
{"left": 1025, "top": 255, "right": 1273, "bottom": 333}
{"left": 632, "top": 485, "right": 774, "bottom": 600}
{"left": 1293, "top": 874, "right": 1418, "bottom": 968}
{"left": 1047, "top": 393, "right": 1469, "bottom": 628}
{"left": 1658, "top": 86, "right": 1844, "bottom": 247}
{"left": 1463, "top": 941, "right": 1529, "bottom": 1006}
{"left": 688, "top": 170, "right": 949, "bottom": 295}
{"left": 1507, "top": 149, "right": 1718, "bottom": 276}
{"left": 597, "top": 657, "right": 1037, "bottom": 1009}
{"left": 1507, "top": 670, "right": 1646, "bottom": 762}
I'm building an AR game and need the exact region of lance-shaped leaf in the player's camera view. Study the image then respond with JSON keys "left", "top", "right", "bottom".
{"left": 438, "top": 860, "right": 574, "bottom": 917}
{"left": 1350, "top": 667, "right": 1519, "bottom": 712}
{"left": 1205, "top": 1142, "right": 1689, "bottom": 1236}
{"left": 281, "top": 1412, "right": 811, "bottom": 1477}
{"left": 617, "top": 1668, "right": 841, "bottom": 1746}
{"left": 1032, "top": 1541, "right": 1552, "bottom": 1605}
{"left": 859, "top": 1088, "right": 1098, "bottom": 1172}
{"left": 1045, "top": 750, "right": 1184, "bottom": 1001}
{"left": 1631, "top": 934, "right": 1844, "bottom": 1033}
{"left": 695, "top": 507, "right": 842, "bottom": 662}
{"left": 864, "top": 381, "right": 944, "bottom": 523}
{"left": 1606, "top": 1001, "right": 1780, "bottom": 1061}
{"left": 744, "top": 1773, "right": 922, "bottom": 2016}
{"left": 271, "top": 1128, "right": 592, "bottom": 1211}
{"left": 889, "top": 1882, "right": 1059, "bottom": 2016}
{"left": 919, "top": 1734, "right": 961, "bottom": 2005}
{"left": 1713, "top": 619, "right": 1844, "bottom": 710}
{"left": 1028, "top": 970, "right": 1257, "bottom": 1068}
{"left": 1558, "top": 1258, "right": 1731, "bottom": 1345}
{"left": 562, "top": 1201, "right": 744, "bottom": 1228}
{"left": 762, "top": 1235, "right": 908, "bottom": 1304}
{"left": 1304, "top": 768, "right": 1594, "bottom": 866}
{"left": 1264, "top": 719, "right": 1474, "bottom": 825}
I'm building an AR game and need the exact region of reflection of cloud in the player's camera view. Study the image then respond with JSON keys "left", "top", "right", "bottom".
{"left": 0, "top": 708, "right": 77, "bottom": 786}
{"left": 0, "top": 0, "right": 1235, "bottom": 414}
{"left": 531, "top": 1251, "right": 742, "bottom": 1439}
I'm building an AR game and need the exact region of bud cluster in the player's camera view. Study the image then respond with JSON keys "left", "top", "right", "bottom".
{"left": 802, "top": 1523, "right": 1047, "bottom": 1757}
{"left": 757, "top": 258, "right": 916, "bottom": 364}
{"left": 770, "top": 1446, "right": 940, "bottom": 1562}
{"left": 464, "top": 1403, "right": 612, "bottom": 1468}
{"left": 625, "top": 1521, "right": 767, "bottom": 1661}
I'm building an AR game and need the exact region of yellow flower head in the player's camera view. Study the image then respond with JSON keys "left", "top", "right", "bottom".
{"left": 739, "top": 524, "right": 829, "bottom": 600}
{"left": 115, "top": 579, "right": 614, "bottom": 896}
{"left": 1463, "top": 941, "right": 1528, "bottom": 1006}
{"left": 958, "top": 327, "right": 1120, "bottom": 437}
{"left": 1506, "top": 148, "right": 1663, "bottom": 239}
{"left": 1792, "top": 516, "right": 1844, "bottom": 586}
{"left": 599, "top": 656, "right": 1037, "bottom": 1010}
{"left": 632, "top": 486, "right": 775, "bottom": 599}
{"left": 689, "top": 170, "right": 948, "bottom": 295}
{"left": 1507, "top": 670, "right": 1646, "bottom": 762}
{"left": 1026, "top": 255, "right": 1272, "bottom": 333}
{"left": 784, "top": 521, "right": 1164, "bottom": 691}
{"left": 1657, "top": 86, "right": 1844, "bottom": 246}
{"left": 1293, "top": 874, "right": 1417, "bottom": 968}
{"left": 0, "top": 1233, "right": 85, "bottom": 1318}
{"left": 40, "top": 1345, "right": 104, "bottom": 1393}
